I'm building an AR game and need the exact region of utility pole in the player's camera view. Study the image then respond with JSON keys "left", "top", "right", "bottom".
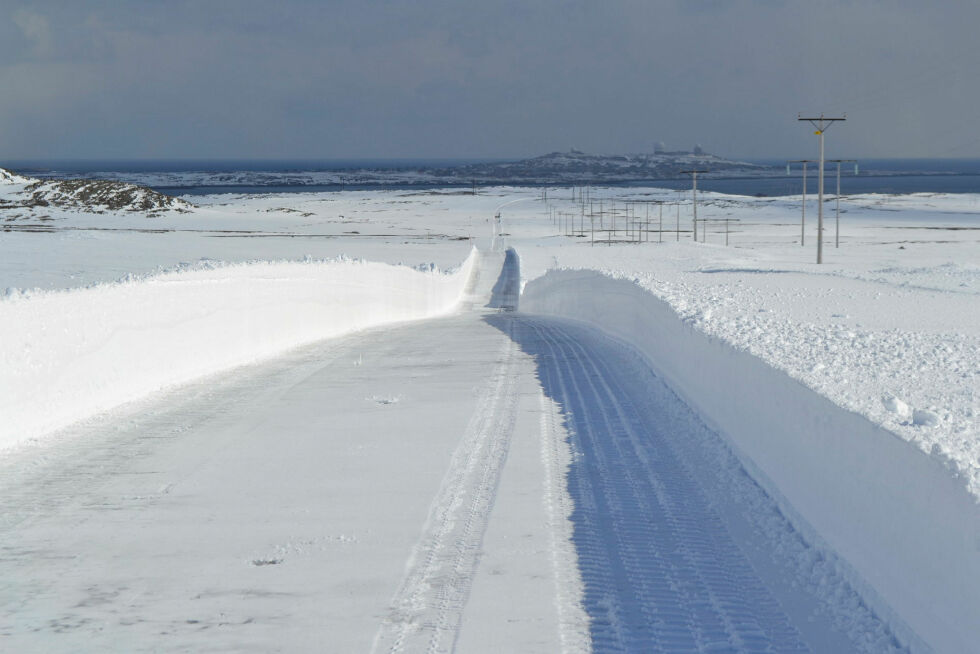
{"left": 799, "top": 114, "right": 846, "bottom": 263}
{"left": 827, "top": 159, "right": 858, "bottom": 248}
{"left": 680, "top": 170, "right": 709, "bottom": 241}
{"left": 787, "top": 160, "right": 815, "bottom": 246}
{"left": 658, "top": 202, "right": 663, "bottom": 243}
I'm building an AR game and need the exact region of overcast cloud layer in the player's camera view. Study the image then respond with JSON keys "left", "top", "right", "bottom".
{"left": 2, "top": 0, "right": 979, "bottom": 160}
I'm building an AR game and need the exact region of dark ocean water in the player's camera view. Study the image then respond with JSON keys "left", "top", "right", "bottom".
{"left": 5, "top": 158, "right": 980, "bottom": 197}
{"left": 723, "top": 158, "right": 980, "bottom": 196}
{"left": 4, "top": 158, "right": 489, "bottom": 173}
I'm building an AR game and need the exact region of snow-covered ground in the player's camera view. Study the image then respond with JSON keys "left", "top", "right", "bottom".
{"left": 1, "top": 174, "right": 977, "bottom": 652}
{"left": 4, "top": 182, "right": 974, "bottom": 496}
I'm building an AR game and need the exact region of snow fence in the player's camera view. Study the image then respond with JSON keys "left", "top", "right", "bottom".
{"left": 521, "top": 269, "right": 979, "bottom": 654}
{"left": 0, "top": 250, "right": 478, "bottom": 450}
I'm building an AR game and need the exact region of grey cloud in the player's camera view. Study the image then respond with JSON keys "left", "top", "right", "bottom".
{"left": 1, "top": 0, "right": 978, "bottom": 159}
{"left": 12, "top": 8, "right": 52, "bottom": 57}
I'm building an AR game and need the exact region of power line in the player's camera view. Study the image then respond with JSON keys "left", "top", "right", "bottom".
{"left": 826, "top": 159, "right": 858, "bottom": 248}
{"left": 787, "top": 160, "right": 816, "bottom": 246}
{"left": 799, "top": 114, "right": 846, "bottom": 264}
{"left": 679, "top": 170, "right": 708, "bottom": 242}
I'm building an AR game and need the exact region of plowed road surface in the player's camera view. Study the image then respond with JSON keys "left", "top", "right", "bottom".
{"left": 0, "top": 251, "right": 896, "bottom": 653}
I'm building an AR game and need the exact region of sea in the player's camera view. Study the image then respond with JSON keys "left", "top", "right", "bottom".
{"left": 5, "top": 158, "right": 980, "bottom": 197}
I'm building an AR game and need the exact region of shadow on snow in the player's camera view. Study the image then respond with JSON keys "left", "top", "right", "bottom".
{"left": 486, "top": 247, "right": 520, "bottom": 311}
{"left": 484, "top": 312, "right": 812, "bottom": 654}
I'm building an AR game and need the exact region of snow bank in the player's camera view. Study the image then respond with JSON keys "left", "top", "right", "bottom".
{"left": 0, "top": 250, "right": 477, "bottom": 450}
{"left": 521, "top": 270, "right": 980, "bottom": 654}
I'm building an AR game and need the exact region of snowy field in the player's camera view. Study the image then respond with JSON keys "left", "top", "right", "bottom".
{"left": 1, "top": 176, "right": 977, "bottom": 652}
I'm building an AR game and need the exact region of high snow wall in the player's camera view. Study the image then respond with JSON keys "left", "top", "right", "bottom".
{"left": 521, "top": 269, "right": 979, "bottom": 654}
{"left": 1, "top": 251, "right": 477, "bottom": 450}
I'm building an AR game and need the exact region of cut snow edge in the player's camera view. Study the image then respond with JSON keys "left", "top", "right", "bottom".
{"left": 0, "top": 248, "right": 479, "bottom": 452}
{"left": 521, "top": 269, "right": 979, "bottom": 654}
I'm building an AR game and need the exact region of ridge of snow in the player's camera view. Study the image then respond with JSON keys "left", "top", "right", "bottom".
{"left": 0, "top": 249, "right": 478, "bottom": 450}
{"left": 521, "top": 270, "right": 978, "bottom": 654}
{"left": 555, "top": 264, "right": 980, "bottom": 497}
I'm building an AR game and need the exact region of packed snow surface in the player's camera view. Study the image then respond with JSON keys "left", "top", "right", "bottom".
{"left": 1, "top": 179, "right": 977, "bottom": 652}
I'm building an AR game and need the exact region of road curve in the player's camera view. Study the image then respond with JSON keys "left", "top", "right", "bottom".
{"left": 0, "top": 250, "right": 902, "bottom": 653}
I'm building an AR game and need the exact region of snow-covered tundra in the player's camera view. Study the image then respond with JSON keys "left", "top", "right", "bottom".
{"left": 0, "top": 173, "right": 976, "bottom": 652}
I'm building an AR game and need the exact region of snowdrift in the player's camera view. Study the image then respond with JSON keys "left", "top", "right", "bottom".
{"left": 521, "top": 270, "right": 980, "bottom": 654}
{"left": 1, "top": 251, "right": 477, "bottom": 450}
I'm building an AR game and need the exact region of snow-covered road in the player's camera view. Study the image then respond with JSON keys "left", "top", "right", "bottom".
{"left": 497, "top": 315, "right": 900, "bottom": 654}
{"left": 0, "top": 252, "right": 902, "bottom": 652}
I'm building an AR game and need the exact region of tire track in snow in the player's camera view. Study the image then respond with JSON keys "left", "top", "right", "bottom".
{"left": 0, "top": 343, "right": 344, "bottom": 533}
{"left": 372, "top": 324, "right": 520, "bottom": 654}
{"left": 517, "top": 317, "right": 811, "bottom": 653}
{"left": 538, "top": 391, "right": 591, "bottom": 654}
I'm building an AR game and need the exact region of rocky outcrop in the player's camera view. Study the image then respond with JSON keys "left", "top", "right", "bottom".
{"left": 0, "top": 168, "right": 192, "bottom": 214}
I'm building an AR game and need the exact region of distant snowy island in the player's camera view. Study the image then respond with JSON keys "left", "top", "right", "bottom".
{"left": 7, "top": 155, "right": 980, "bottom": 200}
{"left": 419, "top": 149, "right": 772, "bottom": 184}
{"left": 0, "top": 151, "right": 769, "bottom": 216}
{"left": 5, "top": 150, "right": 775, "bottom": 192}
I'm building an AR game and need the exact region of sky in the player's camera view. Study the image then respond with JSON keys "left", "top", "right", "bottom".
{"left": 2, "top": 0, "right": 980, "bottom": 161}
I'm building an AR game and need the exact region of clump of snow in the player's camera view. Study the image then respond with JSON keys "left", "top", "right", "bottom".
{"left": 912, "top": 408, "right": 940, "bottom": 427}
{"left": 881, "top": 394, "right": 911, "bottom": 418}
{"left": 369, "top": 395, "right": 402, "bottom": 405}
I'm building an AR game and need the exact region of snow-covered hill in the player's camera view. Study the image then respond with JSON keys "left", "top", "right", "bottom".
{"left": 0, "top": 167, "right": 192, "bottom": 215}
{"left": 0, "top": 168, "right": 32, "bottom": 185}
{"left": 429, "top": 149, "right": 770, "bottom": 183}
